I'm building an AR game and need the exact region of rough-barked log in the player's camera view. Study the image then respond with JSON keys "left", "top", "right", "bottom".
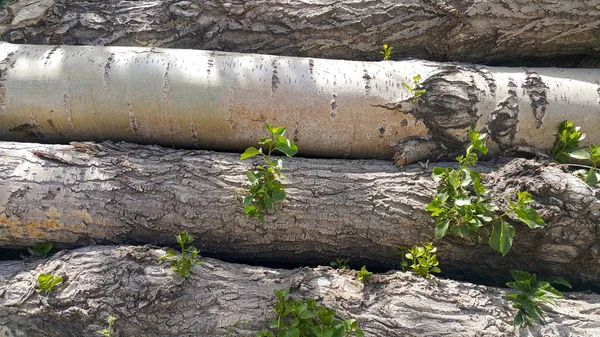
{"left": 0, "top": 245, "right": 599, "bottom": 337}
{"left": 0, "top": 0, "right": 599, "bottom": 67}
{"left": 0, "top": 141, "right": 599, "bottom": 287}
{"left": 1, "top": 43, "right": 599, "bottom": 163}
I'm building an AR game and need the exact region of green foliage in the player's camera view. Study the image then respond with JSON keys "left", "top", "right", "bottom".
{"left": 330, "top": 258, "right": 350, "bottom": 270}
{"left": 36, "top": 273, "right": 63, "bottom": 293}
{"left": 403, "top": 74, "right": 426, "bottom": 104}
{"left": 505, "top": 270, "right": 571, "bottom": 327}
{"left": 355, "top": 266, "right": 372, "bottom": 283}
{"left": 379, "top": 44, "right": 393, "bottom": 60}
{"left": 257, "top": 289, "right": 365, "bottom": 337}
{"left": 241, "top": 123, "right": 298, "bottom": 221}
{"left": 401, "top": 242, "right": 440, "bottom": 279}
{"left": 158, "top": 231, "right": 203, "bottom": 279}
{"left": 551, "top": 120, "right": 586, "bottom": 163}
{"left": 28, "top": 242, "right": 53, "bottom": 257}
{"left": 97, "top": 316, "right": 117, "bottom": 337}
{"left": 425, "top": 129, "right": 546, "bottom": 256}
{"left": 551, "top": 121, "right": 600, "bottom": 186}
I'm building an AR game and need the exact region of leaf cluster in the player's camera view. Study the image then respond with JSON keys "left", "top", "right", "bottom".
{"left": 36, "top": 273, "right": 63, "bottom": 293}
{"left": 402, "top": 74, "right": 426, "bottom": 104}
{"left": 551, "top": 120, "right": 600, "bottom": 186}
{"left": 158, "top": 231, "right": 203, "bottom": 279}
{"left": 28, "top": 242, "right": 53, "bottom": 257}
{"left": 355, "top": 266, "right": 372, "bottom": 283}
{"left": 257, "top": 289, "right": 365, "bottom": 337}
{"left": 97, "top": 316, "right": 117, "bottom": 337}
{"left": 379, "top": 44, "right": 393, "bottom": 61}
{"left": 505, "top": 270, "right": 571, "bottom": 327}
{"left": 241, "top": 123, "right": 298, "bottom": 221}
{"left": 330, "top": 258, "right": 350, "bottom": 270}
{"left": 426, "top": 129, "right": 546, "bottom": 256}
{"left": 400, "top": 242, "right": 440, "bottom": 279}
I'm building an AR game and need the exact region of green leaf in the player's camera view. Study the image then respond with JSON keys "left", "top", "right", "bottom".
{"left": 28, "top": 242, "right": 53, "bottom": 257}
{"left": 515, "top": 207, "right": 545, "bottom": 228}
{"left": 247, "top": 171, "right": 260, "bottom": 184}
{"left": 281, "top": 328, "right": 300, "bottom": 337}
{"left": 455, "top": 195, "right": 471, "bottom": 206}
{"left": 275, "top": 136, "right": 298, "bottom": 157}
{"left": 543, "top": 276, "right": 572, "bottom": 289}
{"left": 509, "top": 270, "right": 532, "bottom": 282}
{"left": 49, "top": 276, "right": 63, "bottom": 287}
{"left": 331, "top": 326, "right": 346, "bottom": 337}
{"left": 414, "top": 89, "right": 426, "bottom": 97}
{"left": 468, "top": 128, "right": 488, "bottom": 155}
{"left": 241, "top": 147, "right": 262, "bottom": 160}
{"left": 489, "top": 221, "right": 515, "bottom": 256}
{"left": 265, "top": 123, "right": 287, "bottom": 136}
{"left": 585, "top": 168, "right": 599, "bottom": 185}
{"left": 244, "top": 205, "right": 257, "bottom": 215}
{"left": 158, "top": 249, "right": 178, "bottom": 261}
{"left": 435, "top": 220, "right": 450, "bottom": 239}
{"left": 569, "top": 148, "right": 591, "bottom": 160}
{"left": 272, "top": 188, "right": 286, "bottom": 202}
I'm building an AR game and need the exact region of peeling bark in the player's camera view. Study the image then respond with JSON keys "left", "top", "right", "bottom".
{"left": 0, "top": 0, "right": 599, "bottom": 67}
{"left": 0, "top": 43, "right": 599, "bottom": 164}
{"left": 1, "top": 246, "right": 599, "bottom": 337}
{"left": 0, "top": 141, "right": 598, "bottom": 288}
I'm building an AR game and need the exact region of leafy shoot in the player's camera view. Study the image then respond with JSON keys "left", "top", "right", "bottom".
{"left": 97, "top": 316, "right": 117, "bottom": 337}
{"left": 330, "top": 258, "right": 350, "bottom": 270}
{"left": 356, "top": 266, "right": 372, "bottom": 283}
{"left": 505, "top": 270, "right": 571, "bottom": 327}
{"left": 241, "top": 123, "right": 298, "bottom": 221}
{"left": 380, "top": 44, "right": 393, "bottom": 60}
{"left": 425, "top": 129, "right": 546, "bottom": 256}
{"left": 158, "top": 231, "right": 203, "bottom": 279}
{"left": 552, "top": 121, "right": 599, "bottom": 186}
{"left": 36, "top": 273, "right": 63, "bottom": 293}
{"left": 28, "top": 242, "right": 53, "bottom": 257}
{"left": 400, "top": 242, "right": 440, "bottom": 279}
{"left": 403, "top": 74, "right": 426, "bottom": 104}
{"left": 257, "top": 289, "right": 365, "bottom": 337}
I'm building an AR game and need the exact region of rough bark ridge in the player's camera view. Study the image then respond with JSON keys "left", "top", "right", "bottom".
{"left": 0, "top": 0, "right": 599, "bottom": 67}
{"left": 0, "top": 141, "right": 599, "bottom": 288}
{"left": 1, "top": 245, "right": 599, "bottom": 337}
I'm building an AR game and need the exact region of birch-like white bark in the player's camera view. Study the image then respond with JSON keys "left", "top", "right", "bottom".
{"left": 0, "top": 43, "right": 599, "bottom": 163}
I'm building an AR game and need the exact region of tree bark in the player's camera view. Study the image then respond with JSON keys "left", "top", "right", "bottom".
{"left": 1, "top": 43, "right": 599, "bottom": 164}
{"left": 1, "top": 245, "right": 599, "bottom": 337}
{"left": 0, "top": 141, "right": 598, "bottom": 288}
{"left": 0, "top": 0, "right": 598, "bottom": 67}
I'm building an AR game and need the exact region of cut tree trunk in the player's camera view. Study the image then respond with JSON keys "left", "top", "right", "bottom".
{"left": 0, "top": 141, "right": 599, "bottom": 288}
{"left": 0, "top": 43, "right": 599, "bottom": 164}
{"left": 0, "top": 0, "right": 599, "bottom": 67}
{"left": 1, "top": 245, "right": 599, "bottom": 337}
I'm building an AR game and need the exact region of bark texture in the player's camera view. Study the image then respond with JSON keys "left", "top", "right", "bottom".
{"left": 0, "top": 141, "right": 599, "bottom": 288}
{"left": 1, "top": 43, "right": 599, "bottom": 163}
{"left": 1, "top": 245, "right": 599, "bottom": 337}
{"left": 0, "top": 0, "right": 599, "bottom": 67}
